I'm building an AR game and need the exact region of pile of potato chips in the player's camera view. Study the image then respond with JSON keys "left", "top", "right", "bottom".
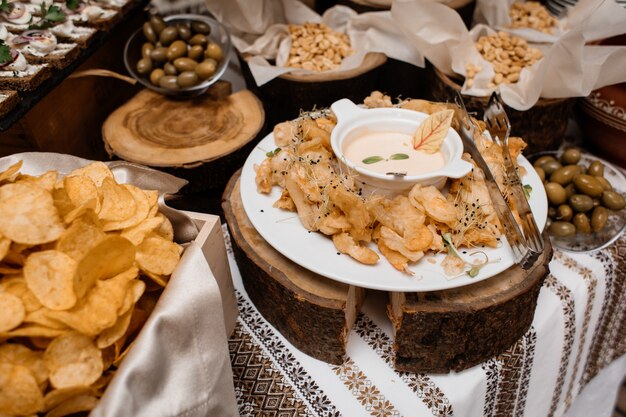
{"left": 0, "top": 161, "right": 184, "bottom": 417}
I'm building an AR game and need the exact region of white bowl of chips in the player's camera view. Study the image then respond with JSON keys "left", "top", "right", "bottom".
{"left": 330, "top": 98, "right": 473, "bottom": 192}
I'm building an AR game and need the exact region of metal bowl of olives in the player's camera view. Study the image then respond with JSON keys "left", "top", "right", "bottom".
{"left": 124, "top": 14, "right": 231, "bottom": 97}
{"left": 530, "top": 149, "right": 626, "bottom": 252}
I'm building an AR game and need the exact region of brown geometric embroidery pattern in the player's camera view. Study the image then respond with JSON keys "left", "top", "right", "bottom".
{"left": 230, "top": 322, "right": 312, "bottom": 417}
{"left": 544, "top": 274, "right": 576, "bottom": 417}
{"left": 354, "top": 315, "right": 453, "bottom": 417}
{"left": 331, "top": 358, "right": 400, "bottom": 417}
{"left": 554, "top": 252, "right": 598, "bottom": 410}
{"left": 482, "top": 331, "right": 537, "bottom": 417}
{"left": 583, "top": 235, "right": 626, "bottom": 385}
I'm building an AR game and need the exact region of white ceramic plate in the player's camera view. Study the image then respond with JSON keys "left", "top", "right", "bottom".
{"left": 240, "top": 133, "right": 548, "bottom": 292}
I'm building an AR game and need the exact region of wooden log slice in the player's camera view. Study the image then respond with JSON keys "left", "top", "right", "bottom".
{"left": 102, "top": 84, "right": 265, "bottom": 193}
{"left": 389, "top": 234, "right": 553, "bottom": 374}
{"left": 239, "top": 52, "right": 387, "bottom": 128}
{"left": 223, "top": 171, "right": 366, "bottom": 364}
{"left": 428, "top": 66, "right": 575, "bottom": 154}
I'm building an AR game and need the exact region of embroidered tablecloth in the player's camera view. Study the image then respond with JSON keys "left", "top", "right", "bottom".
{"left": 224, "top": 228, "right": 626, "bottom": 417}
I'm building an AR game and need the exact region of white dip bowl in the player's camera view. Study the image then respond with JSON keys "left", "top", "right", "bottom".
{"left": 330, "top": 98, "right": 473, "bottom": 192}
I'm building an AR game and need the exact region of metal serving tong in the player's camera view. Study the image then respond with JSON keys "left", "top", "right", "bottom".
{"left": 483, "top": 92, "right": 544, "bottom": 254}
{"left": 453, "top": 91, "right": 536, "bottom": 269}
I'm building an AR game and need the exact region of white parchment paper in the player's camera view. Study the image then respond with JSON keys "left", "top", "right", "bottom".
{"left": 0, "top": 152, "right": 238, "bottom": 417}
{"left": 205, "top": 0, "right": 423, "bottom": 86}
{"left": 392, "top": 0, "right": 626, "bottom": 110}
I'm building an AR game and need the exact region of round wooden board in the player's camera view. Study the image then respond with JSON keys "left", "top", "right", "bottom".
{"left": 103, "top": 87, "right": 264, "bottom": 167}
{"left": 224, "top": 170, "right": 552, "bottom": 373}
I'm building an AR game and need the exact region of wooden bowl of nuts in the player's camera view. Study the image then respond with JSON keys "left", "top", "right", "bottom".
{"left": 238, "top": 22, "right": 387, "bottom": 128}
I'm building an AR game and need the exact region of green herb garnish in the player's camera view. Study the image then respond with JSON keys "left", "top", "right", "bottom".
{"left": 0, "top": 0, "right": 13, "bottom": 14}
{"left": 523, "top": 184, "right": 533, "bottom": 199}
{"left": 265, "top": 148, "right": 281, "bottom": 158}
{"left": 442, "top": 233, "right": 461, "bottom": 258}
{"left": 362, "top": 156, "right": 384, "bottom": 164}
{"left": 29, "top": 3, "right": 65, "bottom": 29}
{"left": 389, "top": 153, "right": 409, "bottom": 160}
{"left": 0, "top": 41, "right": 12, "bottom": 66}
{"left": 65, "top": 0, "right": 80, "bottom": 11}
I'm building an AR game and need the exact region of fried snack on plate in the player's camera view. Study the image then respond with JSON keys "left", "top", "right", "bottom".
{"left": 332, "top": 232, "right": 378, "bottom": 265}
{"left": 0, "top": 161, "right": 183, "bottom": 417}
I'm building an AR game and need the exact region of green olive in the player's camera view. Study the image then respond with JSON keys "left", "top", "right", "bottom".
{"left": 534, "top": 155, "right": 556, "bottom": 168}
{"left": 550, "top": 221, "right": 576, "bottom": 237}
{"left": 587, "top": 161, "right": 604, "bottom": 177}
{"left": 204, "top": 42, "right": 223, "bottom": 61}
{"left": 158, "top": 75, "right": 179, "bottom": 89}
{"left": 177, "top": 71, "right": 199, "bottom": 88}
{"left": 550, "top": 165, "right": 579, "bottom": 186}
{"left": 548, "top": 206, "right": 557, "bottom": 219}
{"left": 556, "top": 204, "right": 573, "bottom": 222}
{"left": 149, "top": 68, "right": 165, "bottom": 85}
{"left": 173, "top": 57, "right": 198, "bottom": 72}
{"left": 573, "top": 213, "right": 591, "bottom": 233}
{"left": 163, "top": 62, "right": 178, "bottom": 76}
{"left": 565, "top": 183, "right": 576, "bottom": 199}
{"left": 195, "top": 60, "right": 216, "bottom": 79}
{"left": 150, "top": 47, "right": 168, "bottom": 63}
{"left": 177, "top": 24, "right": 192, "bottom": 41}
{"left": 591, "top": 206, "right": 608, "bottom": 232}
{"left": 535, "top": 166, "right": 545, "bottom": 182}
{"left": 136, "top": 57, "right": 152, "bottom": 75}
{"left": 159, "top": 26, "right": 178, "bottom": 46}
{"left": 541, "top": 160, "right": 562, "bottom": 176}
{"left": 545, "top": 182, "right": 567, "bottom": 206}
{"left": 149, "top": 15, "right": 166, "bottom": 35}
{"left": 561, "top": 148, "right": 581, "bottom": 165}
{"left": 573, "top": 174, "right": 604, "bottom": 198}
{"left": 601, "top": 190, "right": 626, "bottom": 211}
{"left": 577, "top": 164, "right": 587, "bottom": 175}
{"left": 141, "top": 42, "right": 155, "bottom": 59}
{"left": 191, "top": 21, "right": 211, "bottom": 35}
{"left": 595, "top": 176, "right": 612, "bottom": 191}
{"left": 569, "top": 194, "right": 594, "bottom": 213}
{"left": 189, "top": 33, "right": 208, "bottom": 47}
{"left": 167, "top": 40, "right": 187, "bottom": 61}
{"left": 188, "top": 45, "right": 204, "bottom": 61}
{"left": 143, "top": 22, "right": 157, "bottom": 43}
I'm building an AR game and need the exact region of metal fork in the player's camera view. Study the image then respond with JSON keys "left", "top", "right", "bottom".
{"left": 453, "top": 92, "right": 533, "bottom": 269}
{"left": 483, "top": 92, "right": 544, "bottom": 256}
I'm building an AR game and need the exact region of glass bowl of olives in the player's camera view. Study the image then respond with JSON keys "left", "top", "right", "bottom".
{"left": 530, "top": 149, "right": 626, "bottom": 252}
{"left": 124, "top": 14, "right": 231, "bottom": 97}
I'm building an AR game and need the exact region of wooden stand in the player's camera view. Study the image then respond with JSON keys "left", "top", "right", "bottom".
{"left": 102, "top": 82, "right": 265, "bottom": 193}
{"left": 222, "top": 172, "right": 366, "bottom": 364}
{"left": 389, "top": 235, "right": 552, "bottom": 373}
{"left": 428, "top": 66, "right": 575, "bottom": 153}
{"left": 239, "top": 52, "right": 387, "bottom": 128}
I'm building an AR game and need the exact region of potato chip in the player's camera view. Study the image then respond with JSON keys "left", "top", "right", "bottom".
{"left": 24, "top": 250, "right": 78, "bottom": 311}
{"left": 63, "top": 175, "right": 99, "bottom": 213}
{"left": 51, "top": 188, "right": 76, "bottom": 223}
{"left": 143, "top": 270, "right": 168, "bottom": 287}
{"left": 136, "top": 236, "right": 182, "bottom": 276}
{"left": 0, "top": 277, "right": 43, "bottom": 313}
{"left": 97, "top": 309, "right": 132, "bottom": 349}
{"left": 43, "top": 386, "right": 95, "bottom": 412}
{"left": 48, "top": 268, "right": 138, "bottom": 336}
{"left": 0, "top": 292, "right": 26, "bottom": 331}
{"left": 55, "top": 219, "right": 106, "bottom": 262}
{"left": 0, "top": 236, "right": 11, "bottom": 261}
{"left": 0, "top": 325, "right": 68, "bottom": 339}
{"left": 24, "top": 309, "right": 68, "bottom": 330}
{"left": 0, "top": 362, "right": 44, "bottom": 415}
{"left": 44, "top": 333, "right": 103, "bottom": 389}
{"left": 17, "top": 170, "right": 58, "bottom": 191}
{"left": 144, "top": 189, "right": 158, "bottom": 209}
{"left": 102, "top": 184, "right": 150, "bottom": 231}
{"left": 0, "top": 160, "right": 23, "bottom": 183}
{"left": 98, "top": 177, "right": 137, "bottom": 222}
{"left": 120, "top": 216, "right": 163, "bottom": 246}
{"left": 118, "top": 279, "right": 146, "bottom": 317}
{"left": 0, "top": 265, "right": 21, "bottom": 274}
{"left": 63, "top": 201, "right": 98, "bottom": 225}
{"left": 0, "top": 183, "right": 65, "bottom": 245}
{"left": 154, "top": 213, "right": 174, "bottom": 241}
{"left": 74, "top": 236, "right": 135, "bottom": 298}
{"left": 66, "top": 162, "right": 113, "bottom": 187}
{"left": 0, "top": 343, "right": 48, "bottom": 385}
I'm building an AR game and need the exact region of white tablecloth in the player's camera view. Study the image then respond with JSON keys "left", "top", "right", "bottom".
{"left": 225, "top": 226, "right": 626, "bottom": 417}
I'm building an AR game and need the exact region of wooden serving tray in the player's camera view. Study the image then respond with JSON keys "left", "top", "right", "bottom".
{"left": 223, "top": 170, "right": 552, "bottom": 373}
